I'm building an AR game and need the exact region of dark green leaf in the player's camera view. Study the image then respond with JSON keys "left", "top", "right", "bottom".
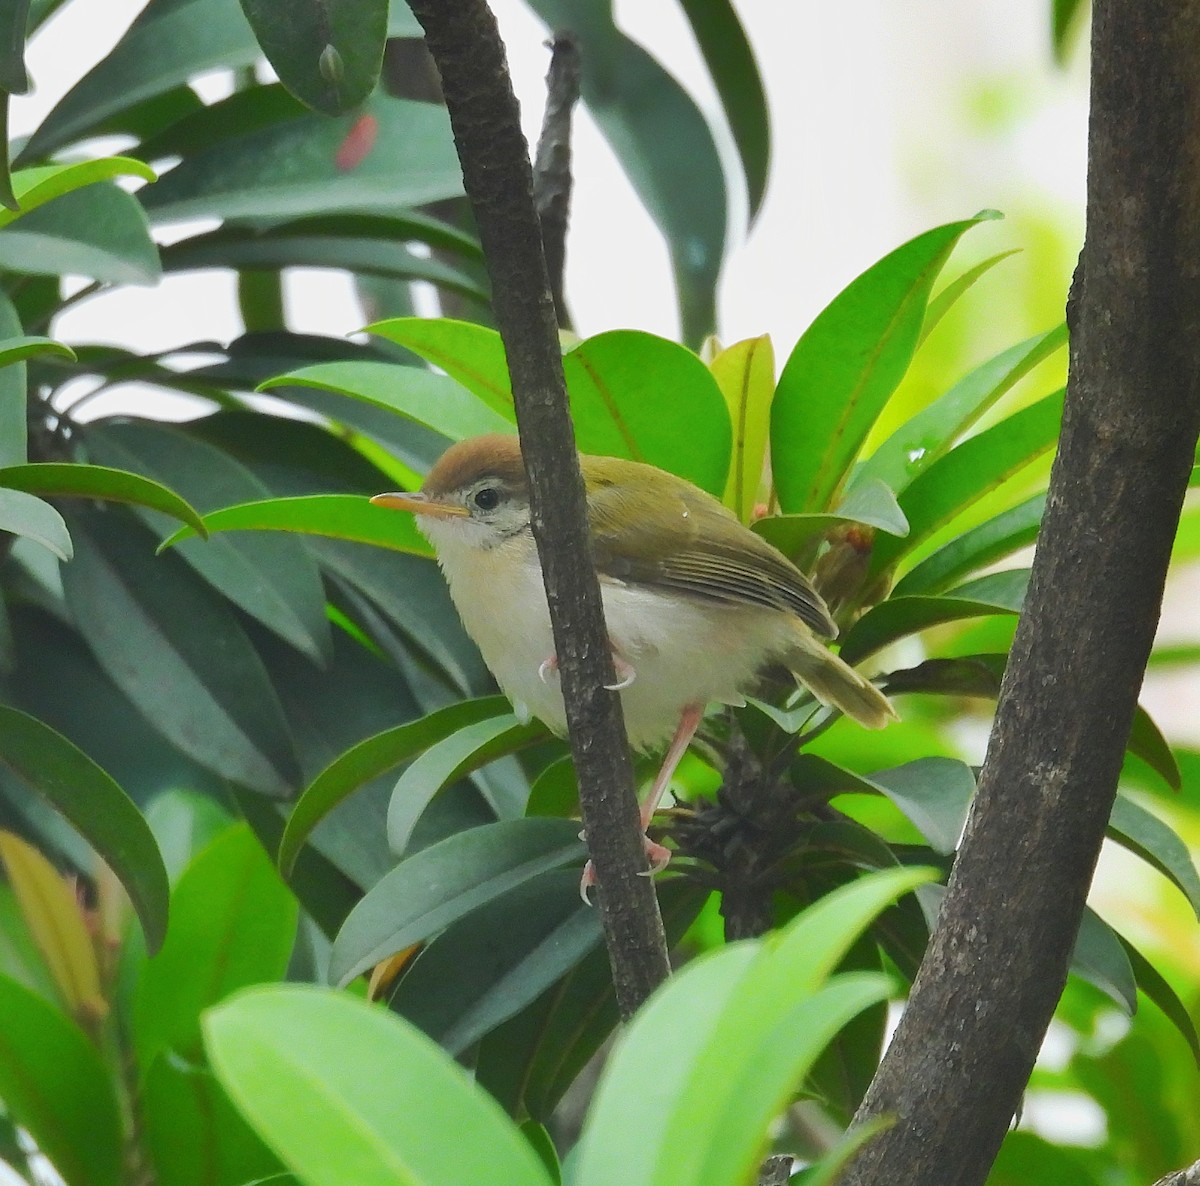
{"left": 261, "top": 360, "right": 512, "bottom": 442}
{"left": 0, "top": 461, "right": 208, "bottom": 535}
{"left": 239, "top": 0, "right": 390, "bottom": 115}
{"left": 1117, "top": 935, "right": 1200, "bottom": 1064}
{"left": 854, "top": 324, "right": 1067, "bottom": 499}
{"left": 1071, "top": 907, "right": 1137, "bottom": 1015}
{"left": 279, "top": 697, "right": 511, "bottom": 877}
{"left": 920, "top": 250, "right": 1021, "bottom": 343}
{"left": 0, "top": 182, "right": 160, "bottom": 284}
{"left": 676, "top": 0, "right": 769, "bottom": 220}
{"left": 0, "top": 294, "right": 26, "bottom": 465}
{"left": 142, "top": 94, "right": 462, "bottom": 224}
{"left": 0, "top": 334, "right": 75, "bottom": 366}
{"left": 772, "top": 215, "right": 996, "bottom": 513}
{"left": 387, "top": 714, "right": 548, "bottom": 855}
{"left": 525, "top": 0, "right": 727, "bottom": 345}
{"left": 1109, "top": 794, "right": 1200, "bottom": 917}
{"left": 0, "top": 973, "right": 123, "bottom": 1186}
{"left": 881, "top": 654, "right": 1005, "bottom": 699}
{"left": 385, "top": 868, "right": 602, "bottom": 1055}
{"left": 204, "top": 985, "right": 554, "bottom": 1186}
{"left": 85, "top": 420, "right": 332, "bottom": 666}
{"left": 62, "top": 509, "right": 298, "bottom": 796}
{"left": 866, "top": 758, "right": 975, "bottom": 855}
{"left": 0, "top": 488, "right": 70, "bottom": 559}
{"left": 0, "top": 97, "right": 14, "bottom": 211}
{"left": 0, "top": 0, "right": 32, "bottom": 94}
{"left": 1126, "top": 704, "right": 1182, "bottom": 792}
{"left": 0, "top": 704, "right": 170, "bottom": 953}
{"left": 133, "top": 823, "right": 298, "bottom": 1073}
{"left": 870, "top": 391, "right": 1064, "bottom": 579}
{"left": 329, "top": 818, "right": 586, "bottom": 987}
{"left": 160, "top": 494, "right": 434, "bottom": 556}
{"left": 893, "top": 493, "right": 1044, "bottom": 596}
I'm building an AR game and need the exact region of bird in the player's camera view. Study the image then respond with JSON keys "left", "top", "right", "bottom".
{"left": 371, "top": 433, "right": 896, "bottom": 884}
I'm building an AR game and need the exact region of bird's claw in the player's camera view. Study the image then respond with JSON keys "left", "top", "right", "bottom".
{"left": 538, "top": 656, "right": 558, "bottom": 684}
{"left": 603, "top": 655, "right": 637, "bottom": 691}
{"left": 578, "top": 835, "right": 671, "bottom": 904}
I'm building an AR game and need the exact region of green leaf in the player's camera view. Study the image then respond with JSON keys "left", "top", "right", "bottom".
{"left": 0, "top": 488, "right": 71, "bottom": 560}
{"left": 1117, "top": 935, "right": 1200, "bottom": 1064}
{"left": 85, "top": 420, "right": 332, "bottom": 666}
{"left": 676, "top": 0, "right": 770, "bottom": 220}
{"left": 919, "top": 250, "right": 1021, "bottom": 343}
{"left": 0, "top": 0, "right": 32, "bottom": 95}
{"left": 0, "top": 294, "right": 25, "bottom": 464}
{"left": 62, "top": 509, "right": 298, "bottom": 797}
{"left": 0, "top": 461, "right": 208, "bottom": 536}
{"left": 771, "top": 215, "right": 997, "bottom": 513}
{"left": 753, "top": 479, "right": 910, "bottom": 558}
{"left": 854, "top": 324, "right": 1067, "bottom": 499}
{"left": 1109, "top": 794, "right": 1200, "bottom": 918}
{"left": 0, "top": 157, "right": 156, "bottom": 229}
{"left": 575, "top": 867, "right": 934, "bottom": 1186}
{"left": 160, "top": 494, "right": 434, "bottom": 557}
{"left": 1052, "top": 0, "right": 1088, "bottom": 61}
{"left": 134, "top": 823, "right": 298, "bottom": 1074}
{"left": 892, "top": 493, "right": 1044, "bottom": 596}
{"left": 0, "top": 182, "right": 161, "bottom": 284}
{"left": 279, "top": 697, "right": 512, "bottom": 877}
{"left": 0, "top": 973, "right": 123, "bottom": 1186}
{"left": 387, "top": 714, "right": 549, "bottom": 855}
{"left": 1126, "top": 704, "right": 1182, "bottom": 792}
{"left": 0, "top": 335, "right": 75, "bottom": 366}
{"left": 239, "top": 0, "right": 390, "bottom": 115}
{"left": 869, "top": 391, "right": 1064, "bottom": 579}
{"left": 0, "top": 882, "right": 59, "bottom": 1002}
{"left": 711, "top": 335, "right": 774, "bottom": 522}
{"left": 524, "top": 0, "right": 726, "bottom": 345}
{"left": 385, "top": 868, "right": 602, "bottom": 1055}
{"left": 1071, "top": 907, "right": 1137, "bottom": 1015}
{"left": 261, "top": 361, "right": 513, "bottom": 443}
{"left": 0, "top": 705, "right": 170, "bottom": 954}
{"left": 20, "top": 0, "right": 417, "bottom": 159}
{"left": 142, "top": 93, "right": 462, "bottom": 224}
{"left": 866, "top": 758, "right": 976, "bottom": 855}
{"left": 205, "top": 985, "right": 554, "bottom": 1186}
{"left": 329, "top": 819, "right": 586, "bottom": 988}
{"left": 564, "top": 330, "right": 731, "bottom": 495}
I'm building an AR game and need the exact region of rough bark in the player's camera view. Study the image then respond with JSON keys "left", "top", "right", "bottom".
{"left": 405, "top": 0, "right": 671, "bottom": 1018}
{"left": 843, "top": 2, "right": 1200, "bottom": 1182}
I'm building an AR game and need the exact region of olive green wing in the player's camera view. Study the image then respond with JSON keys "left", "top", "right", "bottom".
{"left": 587, "top": 474, "right": 837, "bottom": 638}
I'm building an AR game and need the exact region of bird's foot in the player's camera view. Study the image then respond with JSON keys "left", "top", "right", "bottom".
{"left": 578, "top": 830, "right": 671, "bottom": 905}
{"left": 538, "top": 650, "right": 637, "bottom": 690}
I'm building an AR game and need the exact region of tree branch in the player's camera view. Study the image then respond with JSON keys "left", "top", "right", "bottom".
{"left": 405, "top": 0, "right": 671, "bottom": 1018}
{"left": 842, "top": 3, "right": 1200, "bottom": 1182}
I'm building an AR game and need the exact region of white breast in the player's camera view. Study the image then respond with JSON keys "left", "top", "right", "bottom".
{"left": 428, "top": 524, "right": 793, "bottom": 750}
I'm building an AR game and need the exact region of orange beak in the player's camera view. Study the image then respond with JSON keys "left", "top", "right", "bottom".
{"left": 370, "top": 492, "right": 469, "bottom": 518}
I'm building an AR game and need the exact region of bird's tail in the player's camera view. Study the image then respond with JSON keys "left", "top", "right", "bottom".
{"left": 784, "top": 628, "right": 897, "bottom": 729}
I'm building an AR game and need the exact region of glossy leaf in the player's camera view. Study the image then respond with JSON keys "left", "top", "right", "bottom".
{"left": 711, "top": 335, "right": 774, "bottom": 521}
{"left": 0, "top": 973, "right": 123, "bottom": 1186}
{"left": 0, "top": 708, "right": 170, "bottom": 954}
{"left": 855, "top": 324, "right": 1067, "bottom": 499}
{"left": 1126, "top": 704, "right": 1182, "bottom": 791}
{"left": 142, "top": 94, "right": 462, "bottom": 225}
{"left": 385, "top": 868, "right": 602, "bottom": 1055}
{"left": 772, "top": 216, "right": 995, "bottom": 513}
{"left": 866, "top": 759, "right": 975, "bottom": 855}
{"left": 892, "top": 493, "right": 1045, "bottom": 596}
{"left": 85, "top": 420, "right": 332, "bottom": 666}
{"left": 0, "top": 461, "right": 208, "bottom": 535}
{"left": 261, "top": 360, "right": 513, "bottom": 443}
{"left": 133, "top": 823, "right": 298, "bottom": 1073}
{"left": 919, "top": 250, "right": 1021, "bottom": 343}
{"left": 575, "top": 867, "right": 934, "bottom": 1186}
{"left": 0, "top": 157, "right": 156, "bottom": 229}
{"left": 1118, "top": 936, "right": 1200, "bottom": 1063}
{"left": 524, "top": 0, "right": 726, "bottom": 345}
{"left": 62, "top": 510, "right": 298, "bottom": 796}
{"left": 1109, "top": 794, "right": 1200, "bottom": 917}
{"left": 677, "top": 0, "right": 770, "bottom": 219}
{"left": 279, "top": 698, "right": 512, "bottom": 877}
{"left": 21, "top": 0, "right": 417, "bottom": 159}
{"left": 240, "top": 0, "right": 390, "bottom": 115}
{"left": 0, "top": 487, "right": 71, "bottom": 559}
{"left": 205, "top": 985, "right": 554, "bottom": 1186}
{"left": 563, "top": 330, "right": 731, "bottom": 495}
{"left": 161, "top": 494, "right": 433, "bottom": 557}
{"left": 869, "top": 391, "right": 1064, "bottom": 579}
{"left": 0, "top": 335, "right": 75, "bottom": 366}
{"left": 0, "top": 830, "right": 103, "bottom": 1016}
{"left": 387, "top": 714, "right": 548, "bottom": 855}
{"left": 330, "top": 819, "right": 586, "bottom": 988}
{"left": 0, "top": 182, "right": 161, "bottom": 284}
{"left": 753, "top": 479, "right": 910, "bottom": 558}
{"left": 1071, "top": 908, "right": 1137, "bottom": 1015}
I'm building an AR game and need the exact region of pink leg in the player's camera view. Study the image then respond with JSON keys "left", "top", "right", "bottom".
{"left": 579, "top": 703, "right": 703, "bottom": 902}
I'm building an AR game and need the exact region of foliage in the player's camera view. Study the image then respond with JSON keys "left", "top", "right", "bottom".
{"left": 0, "top": 2, "right": 1196, "bottom": 1186}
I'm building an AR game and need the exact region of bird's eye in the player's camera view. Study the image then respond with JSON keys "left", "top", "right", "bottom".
{"left": 472, "top": 486, "right": 501, "bottom": 512}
